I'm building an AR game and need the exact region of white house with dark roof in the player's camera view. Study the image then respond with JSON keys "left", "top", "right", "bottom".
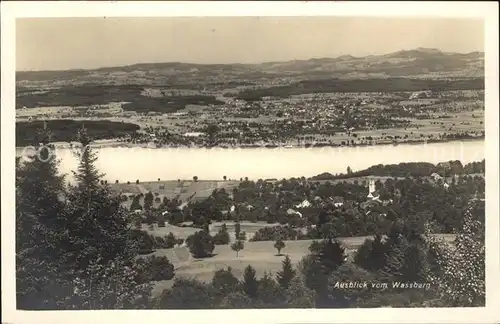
{"left": 286, "top": 208, "right": 303, "bottom": 218}
{"left": 295, "top": 199, "right": 311, "bottom": 209}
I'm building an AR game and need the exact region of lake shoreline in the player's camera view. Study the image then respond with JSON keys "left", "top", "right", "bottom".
{"left": 15, "top": 136, "right": 485, "bottom": 151}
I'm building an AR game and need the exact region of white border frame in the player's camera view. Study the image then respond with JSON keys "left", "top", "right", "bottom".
{"left": 2, "top": 2, "right": 499, "bottom": 324}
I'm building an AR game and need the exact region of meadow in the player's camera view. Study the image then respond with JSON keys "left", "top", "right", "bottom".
{"left": 146, "top": 233, "right": 456, "bottom": 296}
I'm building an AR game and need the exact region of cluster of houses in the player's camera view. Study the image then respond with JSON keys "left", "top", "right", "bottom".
{"left": 409, "top": 90, "right": 433, "bottom": 100}
{"left": 130, "top": 170, "right": 461, "bottom": 231}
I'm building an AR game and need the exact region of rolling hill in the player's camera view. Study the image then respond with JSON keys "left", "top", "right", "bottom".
{"left": 17, "top": 48, "right": 484, "bottom": 87}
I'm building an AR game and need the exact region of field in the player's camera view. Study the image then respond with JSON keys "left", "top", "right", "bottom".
{"left": 292, "top": 109, "right": 484, "bottom": 145}
{"left": 233, "top": 77, "right": 484, "bottom": 101}
{"left": 113, "top": 180, "right": 241, "bottom": 207}
{"left": 16, "top": 84, "right": 225, "bottom": 111}
{"left": 142, "top": 221, "right": 280, "bottom": 240}
{"left": 147, "top": 233, "right": 456, "bottom": 296}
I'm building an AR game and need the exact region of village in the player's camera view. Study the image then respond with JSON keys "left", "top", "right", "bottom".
{"left": 112, "top": 160, "right": 482, "bottom": 238}
{"left": 102, "top": 159, "right": 484, "bottom": 296}
{"left": 16, "top": 86, "right": 484, "bottom": 149}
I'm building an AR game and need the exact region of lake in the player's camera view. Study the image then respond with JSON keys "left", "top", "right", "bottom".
{"left": 17, "top": 140, "right": 484, "bottom": 182}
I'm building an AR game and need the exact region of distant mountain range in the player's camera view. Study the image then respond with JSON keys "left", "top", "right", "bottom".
{"left": 17, "top": 48, "right": 484, "bottom": 85}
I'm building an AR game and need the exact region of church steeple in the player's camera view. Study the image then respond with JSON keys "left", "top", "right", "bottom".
{"left": 367, "top": 179, "right": 376, "bottom": 198}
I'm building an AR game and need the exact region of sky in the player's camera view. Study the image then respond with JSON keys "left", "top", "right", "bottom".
{"left": 16, "top": 17, "right": 484, "bottom": 71}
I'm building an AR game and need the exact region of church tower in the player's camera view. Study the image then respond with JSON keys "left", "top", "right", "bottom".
{"left": 367, "top": 179, "right": 376, "bottom": 198}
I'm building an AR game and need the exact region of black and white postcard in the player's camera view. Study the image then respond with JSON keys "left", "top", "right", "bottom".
{"left": 2, "top": 2, "right": 499, "bottom": 324}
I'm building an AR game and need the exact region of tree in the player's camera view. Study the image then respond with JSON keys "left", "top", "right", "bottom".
{"left": 401, "top": 241, "right": 429, "bottom": 282}
{"left": 69, "top": 128, "right": 150, "bottom": 302}
{"left": 274, "top": 238, "right": 285, "bottom": 255}
{"left": 383, "top": 231, "right": 409, "bottom": 279}
{"left": 347, "top": 166, "right": 353, "bottom": 174}
{"left": 203, "top": 221, "right": 210, "bottom": 233}
{"left": 165, "top": 232, "right": 178, "bottom": 248}
{"left": 266, "top": 208, "right": 276, "bottom": 224}
{"left": 130, "top": 195, "right": 142, "bottom": 211}
{"left": 136, "top": 179, "right": 140, "bottom": 184}
{"left": 320, "top": 222, "right": 335, "bottom": 239}
{"left": 276, "top": 255, "right": 296, "bottom": 289}
{"left": 285, "top": 276, "right": 316, "bottom": 308}
{"left": 425, "top": 199, "right": 485, "bottom": 306}
{"left": 297, "top": 255, "right": 328, "bottom": 296}
{"left": 144, "top": 191, "right": 154, "bottom": 211}
{"left": 223, "top": 175, "right": 227, "bottom": 181}
{"left": 370, "top": 234, "right": 387, "bottom": 271}
{"left": 238, "top": 231, "right": 247, "bottom": 241}
{"left": 187, "top": 231, "right": 215, "bottom": 258}
{"left": 193, "top": 176, "right": 198, "bottom": 182}
{"left": 326, "top": 263, "right": 379, "bottom": 308}
{"left": 242, "top": 265, "right": 258, "bottom": 298}
{"left": 354, "top": 234, "right": 387, "bottom": 272}
{"left": 257, "top": 272, "right": 285, "bottom": 308}
{"left": 133, "top": 215, "right": 142, "bottom": 229}
{"left": 16, "top": 135, "right": 68, "bottom": 309}
{"left": 213, "top": 223, "right": 230, "bottom": 245}
{"left": 205, "top": 124, "right": 220, "bottom": 147}
{"left": 317, "top": 209, "right": 330, "bottom": 228}
{"left": 353, "top": 238, "right": 374, "bottom": 271}
{"left": 155, "top": 278, "right": 216, "bottom": 309}
{"left": 231, "top": 240, "right": 244, "bottom": 257}
{"left": 317, "top": 239, "right": 346, "bottom": 273}
{"left": 212, "top": 267, "right": 240, "bottom": 295}
{"left": 235, "top": 221, "right": 241, "bottom": 240}
{"left": 131, "top": 229, "right": 155, "bottom": 254}
{"left": 157, "top": 213, "right": 166, "bottom": 227}
{"left": 145, "top": 210, "right": 155, "bottom": 226}
{"left": 219, "top": 292, "right": 252, "bottom": 309}
{"left": 18, "top": 126, "right": 152, "bottom": 309}
{"left": 135, "top": 255, "right": 175, "bottom": 282}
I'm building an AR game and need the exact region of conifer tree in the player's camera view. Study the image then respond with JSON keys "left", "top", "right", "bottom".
{"left": 354, "top": 234, "right": 387, "bottom": 272}
{"left": 62, "top": 127, "right": 152, "bottom": 308}
{"left": 353, "top": 238, "right": 373, "bottom": 271}
{"left": 401, "top": 241, "right": 429, "bottom": 282}
{"left": 213, "top": 223, "right": 230, "bottom": 245}
{"left": 130, "top": 195, "right": 142, "bottom": 211}
{"left": 257, "top": 272, "right": 285, "bottom": 308}
{"left": 64, "top": 127, "right": 135, "bottom": 270}
{"left": 382, "top": 233, "right": 409, "bottom": 279}
{"left": 285, "top": 275, "right": 316, "bottom": 308}
{"left": 16, "top": 128, "right": 69, "bottom": 309}
{"left": 242, "top": 265, "right": 258, "bottom": 298}
{"left": 318, "top": 239, "right": 346, "bottom": 273}
{"left": 235, "top": 221, "right": 241, "bottom": 240}
{"left": 276, "top": 255, "right": 296, "bottom": 289}
{"left": 144, "top": 191, "right": 154, "bottom": 211}
{"left": 371, "top": 234, "right": 387, "bottom": 271}
{"left": 212, "top": 267, "right": 240, "bottom": 295}
{"left": 297, "top": 254, "right": 328, "bottom": 298}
